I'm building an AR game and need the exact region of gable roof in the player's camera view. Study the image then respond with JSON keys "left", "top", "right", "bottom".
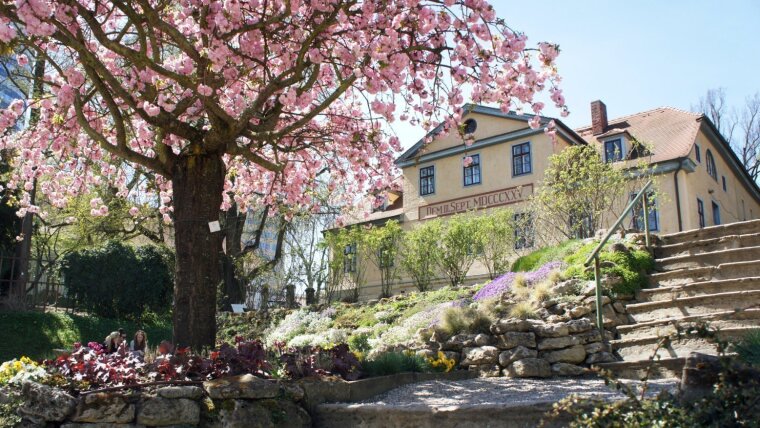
{"left": 395, "top": 104, "right": 585, "bottom": 166}
{"left": 576, "top": 106, "right": 760, "bottom": 202}
{"left": 575, "top": 107, "right": 702, "bottom": 164}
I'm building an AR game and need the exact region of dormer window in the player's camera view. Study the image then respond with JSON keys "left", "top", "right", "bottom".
{"left": 604, "top": 138, "right": 624, "bottom": 163}
{"left": 463, "top": 118, "right": 477, "bottom": 134}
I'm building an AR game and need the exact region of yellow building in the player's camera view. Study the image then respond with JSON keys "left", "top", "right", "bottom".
{"left": 337, "top": 101, "right": 760, "bottom": 301}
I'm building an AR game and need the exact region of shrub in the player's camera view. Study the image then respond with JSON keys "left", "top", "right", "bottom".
{"left": 529, "top": 281, "right": 553, "bottom": 303}
{"left": 439, "top": 306, "right": 493, "bottom": 336}
{"left": 734, "top": 329, "right": 760, "bottom": 366}
{"left": 361, "top": 352, "right": 427, "bottom": 377}
{"left": 425, "top": 351, "right": 457, "bottom": 373}
{"left": 511, "top": 240, "right": 579, "bottom": 272}
{"left": 59, "top": 241, "right": 174, "bottom": 321}
{"left": 348, "top": 332, "right": 371, "bottom": 354}
{"left": 0, "top": 357, "right": 47, "bottom": 386}
{"left": 509, "top": 302, "right": 538, "bottom": 320}
{"left": 563, "top": 242, "right": 654, "bottom": 296}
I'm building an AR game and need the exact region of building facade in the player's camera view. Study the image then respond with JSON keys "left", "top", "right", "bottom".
{"left": 336, "top": 102, "right": 760, "bottom": 301}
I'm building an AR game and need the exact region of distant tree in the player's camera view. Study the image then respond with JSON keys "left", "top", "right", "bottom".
{"left": 693, "top": 88, "right": 760, "bottom": 181}
{"left": 472, "top": 209, "right": 516, "bottom": 280}
{"left": 439, "top": 214, "right": 480, "bottom": 287}
{"left": 400, "top": 219, "right": 443, "bottom": 292}
{"left": 364, "top": 220, "right": 403, "bottom": 298}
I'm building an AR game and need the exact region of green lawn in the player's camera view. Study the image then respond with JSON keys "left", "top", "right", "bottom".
{"left": 0, "top": 311, "right": 172, "bottom": 361}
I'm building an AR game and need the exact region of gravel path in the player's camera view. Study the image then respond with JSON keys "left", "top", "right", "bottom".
{"left": 354, "top": 377, "right": 679, "bottom": 409}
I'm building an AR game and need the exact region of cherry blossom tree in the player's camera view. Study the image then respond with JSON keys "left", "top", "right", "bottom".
{"left": 0, "top": 0, "right": 566, "bottom": 348}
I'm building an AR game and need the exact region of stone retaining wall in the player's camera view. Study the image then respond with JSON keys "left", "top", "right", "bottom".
{"left": 14, "top": 371, "right": 476, "bottom": 427}
{"left": 17, "top": 374, "right": 310, "bottom": 427}
{"left": 414, "top": 287, "right": 631, "bottom": 378}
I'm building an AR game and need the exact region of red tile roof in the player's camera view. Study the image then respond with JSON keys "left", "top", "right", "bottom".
{"left": 575, "top": 107, "right": 702, "bottom": 164}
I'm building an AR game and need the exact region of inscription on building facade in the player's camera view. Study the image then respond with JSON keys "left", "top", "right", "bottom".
{"left": 419, "top": 184, "right": 533, "bottom": 219}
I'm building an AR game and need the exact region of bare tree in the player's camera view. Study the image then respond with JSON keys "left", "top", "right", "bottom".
{"left": 693, "top": 88, "right": 760, "bottom": 181}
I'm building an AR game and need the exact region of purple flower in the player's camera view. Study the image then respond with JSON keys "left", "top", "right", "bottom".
{"left": 473, "top": 261, "right": 564, "bottom": 301}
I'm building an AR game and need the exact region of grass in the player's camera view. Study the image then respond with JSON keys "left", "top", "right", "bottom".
{"left": 439, "top": 306, "right": 492, "bottom": 336}
{"left": 563, "top": 241, "right": 654, "bottom": 296}
{"left": 735, "top": 329, "right": 760, "bottom": 366}
{"left": 360, "top": 352, "right": 429, "bottom": 377}
{"left": 0, "top": 310, "right": 172, "bottom": 361}
{"left": 509, "top": 301, "right": 538, "bottom": 319}
{"left": 511, "top": 240, "right": 580, "bottom": 272}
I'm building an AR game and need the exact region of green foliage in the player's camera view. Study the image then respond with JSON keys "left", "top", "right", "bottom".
{"left": 470, "top": 209, "right": 516, "bottom": 279}
{"left": 0, "top": 154, "right": 19, "bottom": 258}
{"left": 360, "top": 352, "right": 428, "bottom": 377}
{"left": 399, "top": 219, "right": 443, "bottom": 292}
{"left": 511, "top": 240, "right": 580, "bottom": 272}
{"left": 439, "top": 213, "right": 481, "bottom": 286}
{"left": 59, "top": 241, "right": 174, "bottom": 321}
{"left": 0, "top": 311, "right": 171, "bottom": 361}
{"left": 734, "top": 329, "right": 760, "bottom": 366}
{"left": 348, "top": 332, "right": 371, "bottom": 354}
{"left": 440, "top": 306, "right": 492, "bottom": 336}
{"left": 364, "top": 220, "right": 404, "bottom": 298}
{"left": 553, "top": 392, "right": 693, "bottom": 427}
{"left": 563, "top": 241, "right": 654, "bottom": 296}
{"left": 509, "top": 301, "right": 538, "bottom": 320}
{"left": 217, "top": 311, "right": 273, "bottom": 344}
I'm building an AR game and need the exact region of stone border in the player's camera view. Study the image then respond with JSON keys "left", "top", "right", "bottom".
{"left": 298, "top": 370, "right": 477, "bottom": 412}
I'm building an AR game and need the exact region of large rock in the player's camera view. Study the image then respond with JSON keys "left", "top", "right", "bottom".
{"left": 573, "top": 330, "right": 602, "bottom": 345}
{"left": 565, "top": 319, "right": 593, "bottom": 334}
{"left": 569, "top": 305, "right": 592, "bottom": 319}
{"left": 584, "top": 342, "right": 604, "bottom": 354}
{"left": 443, "top": 351, "right": 461, "bottom": 365}
{"left": 473, "top": 334, "right": 492, "bottom": 346}
{"left": 493, "top": 332, "right": 536, "bottom": 350}
{"left": 490, "top": 318, "right": 536, "bottom": 335}
{"left": 137, "top": 397, "right": 200, "bottom": 426}
{"left": 537, "top": 336, "right": 580, "bottom": 351}
{"left": 442, "top": 334, "right": 478, "bottom": 351}
{"left": 460, "top": 346, "right": 500, "bottom": 366}
{"left": 216, "top": 399, "right": 311, "bottom": 428}
{"left": 468, "top": 364, "right": 501, "bottom": 378}
{"left": 498, "top": 346, "right": 537, "bottom": 367}
{"left": 585, "top": 352, "right": 616, "bottom": 364}
{"left": 551, "top": 363, "right": 586, "bottom": 376}
{"left": 157, "top": 385, "right": 204, "bottom": 400}
{"left": 204, "top": 374, "right": 280, "bottom": 400}
{"left": 680, "top": 352, "right": 721, "bottom": 403}
{"left": 505, "top": 358, "right": 551, "bottom": 378}
{"left": 533, "top": 323, "right": 569, "bottom": 338}
{"left": 18, "top": 381, "right": 76, "bottom": 423}
{"left": 72, "top": 393, "right": 135, "bottom": 423}
{"left": 540, "top": 345, "right": 586, "bottom": 364}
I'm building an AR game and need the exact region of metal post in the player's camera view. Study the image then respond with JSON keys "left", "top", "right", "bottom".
{"left": 643, "top": 196, "right": 651, "bottom": 249}
{"left": 594, "top": 256, "right": 604, "bottom": 332}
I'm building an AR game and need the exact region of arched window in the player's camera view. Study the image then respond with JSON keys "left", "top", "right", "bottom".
{"left": 706, "top": 149, "right": 717, "bottom": 180}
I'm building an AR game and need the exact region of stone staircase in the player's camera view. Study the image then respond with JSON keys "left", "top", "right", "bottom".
{"left": 599, "top": 219, "right": 760, "bottom": 379}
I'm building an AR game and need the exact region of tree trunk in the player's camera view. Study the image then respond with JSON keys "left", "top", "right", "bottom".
{"left": 220, "top": 204, "right": 246, "bottom": 310}
{"left": 171, "top": 153, "right": 225, "bottom": 349}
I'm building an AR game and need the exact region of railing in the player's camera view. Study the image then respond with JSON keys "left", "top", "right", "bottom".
{"left": 583, "top": 180, "right": 654, "bottom": 333}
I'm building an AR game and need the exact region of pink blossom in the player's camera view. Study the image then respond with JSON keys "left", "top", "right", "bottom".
{"left": 129, "top": 207, "right": 139, "bottom": 217}
{"left": 16, "top": 54, "right": 28, "bottom": 67}
{"left": 198, "top": 84, "right": 213, "bottom": 97}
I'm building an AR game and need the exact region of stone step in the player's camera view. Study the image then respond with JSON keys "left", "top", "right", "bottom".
{"left": 625, "top": 290, "right": 760, "bottom": 323}
{"left": 660, "top": 219, "right": 760, "bottom": 246}
{"left": 637, "top": 277, "right": 760, "bottom": 302}
{"left": 617, "top": 308, "right": 760, "bottom": 341}
{"left": 610, "top": 326, "right": 753, "bottom": 361}
{"left": 648, "top": 260, "right": 760, "bottom": 287}
{"left": 654, "top": 246, "right": 760, "bottom": 272}
{"left": 594, "top": 357, "right": 686, "bottom": 380}
{"left": 655, "top": 232, "right": 760, "bottom": 258}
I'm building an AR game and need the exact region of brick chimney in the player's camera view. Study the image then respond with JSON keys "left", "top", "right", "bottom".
{"left": 590, "top": 100, "right": 608, "bottom": 135}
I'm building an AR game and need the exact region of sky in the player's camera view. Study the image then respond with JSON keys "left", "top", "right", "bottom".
{"left": 392, "top": 0, "right": 760, "bottom": 149}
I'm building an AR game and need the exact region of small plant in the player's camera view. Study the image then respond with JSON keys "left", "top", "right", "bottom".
{"left": 348, "top": 333, "right": 371, "bottom": 354}
{"left": 529, "top": 281, "right": 553, "bottom": 303}
{"left": 512, "top": 281, "right": 531, "bottom": 301}
{"left": 513, "top": 273, "right": 527, "bottom": 288}
{"left": 548, "top": 270, "right": 563, "bottom": 284}
{"left": 361, "top": 351, "right": 427, "bottom": 377}
{"left": 734, "top": 329, "right": 760, "bottom": 366}
{"left": 0, "top": 356, "right": 47, "bottom": 386}
{"left": 439, "top": 306, "right": 493, "bottom": 336}
{"left": 425, "top": 351, "right": 457, "bottom": 373}
{"left": 509, "top": 301, "right": 538, "bottom": 320}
